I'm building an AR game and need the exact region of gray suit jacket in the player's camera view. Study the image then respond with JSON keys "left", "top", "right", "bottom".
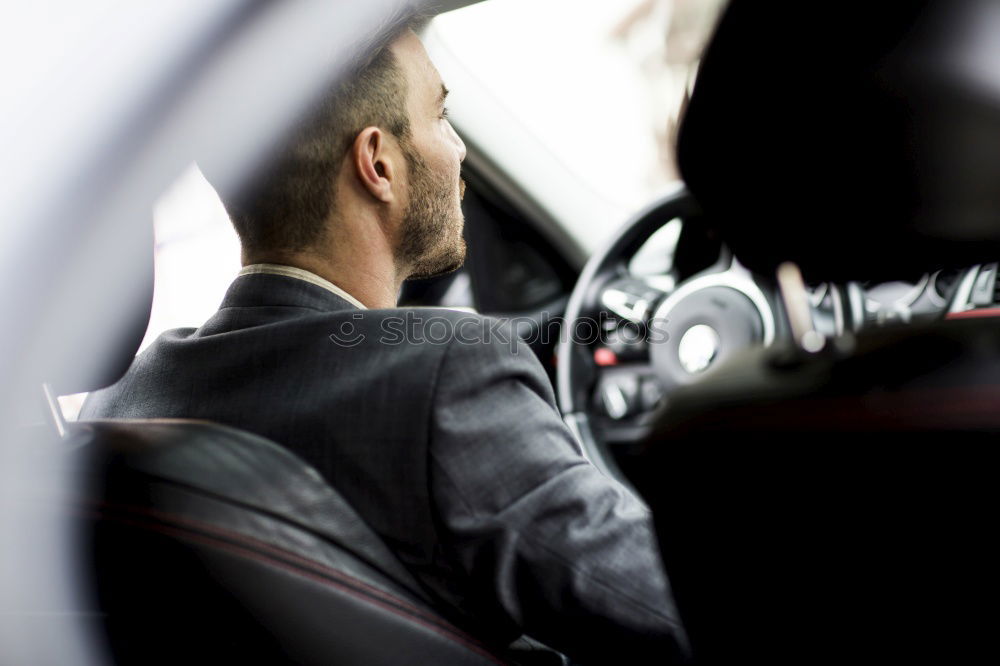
{"left": 81, "top": 272, "right": 688, "bottom": 663}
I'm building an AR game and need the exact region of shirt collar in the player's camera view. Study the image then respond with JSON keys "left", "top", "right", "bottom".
{"left": 238, "top": 263, "right": 367, "bottom": 310}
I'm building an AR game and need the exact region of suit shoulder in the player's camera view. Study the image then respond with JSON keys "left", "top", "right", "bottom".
{"left": 361, "top": 308, "right": 509, "bottom": 345}
{"left": 313, "top": 307, "right": 544, "bottom": 379}
{"left": 374, "top": 308, "right": 524, "bottom": 352}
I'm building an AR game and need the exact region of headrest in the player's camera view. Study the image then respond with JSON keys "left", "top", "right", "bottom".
{"left": 678, "top": 0, "right": 1000, "bottom": 283}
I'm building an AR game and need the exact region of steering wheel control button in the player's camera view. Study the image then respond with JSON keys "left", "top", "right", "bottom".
{"left": 639, "top": 377, "right": 664, "bottom": 411}
{"left": 677, "top": 324, "right": 720, "bottom": 374}
{"left": 594, "top": 373, "right": 642, "bottom": 420}
{"left": 593, "top": 347, "right": 618, "bottom": 367}
{"left": 600, "top": 384, "right": 629, "bottom": 420}
{"left": 603, "top": 324, "right": 647, "bottom": 360}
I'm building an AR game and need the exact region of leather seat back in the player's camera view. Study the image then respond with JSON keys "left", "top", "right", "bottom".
{"left": 651, "top": 2, "right": 1000, "bottom": 659}
{"left": 70, "top": 419, "right": 505, "bottom": 666}
{"left": 635, "top": 319, "right": 1000, "bottom": 664}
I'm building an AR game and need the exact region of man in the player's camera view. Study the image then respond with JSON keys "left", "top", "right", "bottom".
{"left": 81, "top": 19, "right": 689, "bottom": 665}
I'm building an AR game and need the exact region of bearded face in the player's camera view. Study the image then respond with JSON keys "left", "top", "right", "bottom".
{"left": 396, "top": 143, "right": 467, "bottom": 280}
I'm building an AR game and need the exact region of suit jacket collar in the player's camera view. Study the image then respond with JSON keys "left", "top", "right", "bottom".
{"left": 220, "top": 272, "right": 360, "bottom": 313}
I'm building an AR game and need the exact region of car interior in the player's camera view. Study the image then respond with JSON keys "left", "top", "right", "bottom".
{"left": 4, "top": 0, "right": 999, "bottom": 664}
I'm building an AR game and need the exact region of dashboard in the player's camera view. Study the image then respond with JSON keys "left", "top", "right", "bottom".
{"left": 587, "top": 261, "right": 1000, "bottom": 443}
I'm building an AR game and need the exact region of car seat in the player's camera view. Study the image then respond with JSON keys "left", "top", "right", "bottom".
{"left": 634, "top": 1, "right": 1000, "bottom": 663}
{"left": 24, "top": 222, "right": 510, "bottom": 665}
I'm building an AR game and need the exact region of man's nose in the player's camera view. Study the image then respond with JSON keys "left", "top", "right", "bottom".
{"left": 448, "top": 121, "right": 466, "bottom": 162}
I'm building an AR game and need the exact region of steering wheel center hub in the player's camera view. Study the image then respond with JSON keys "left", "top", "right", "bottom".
{"left": 677, "top": 324, "right": 721, "bottom": 374}
{"left": 649, "top": 279, "right": 770, "bottom": 391}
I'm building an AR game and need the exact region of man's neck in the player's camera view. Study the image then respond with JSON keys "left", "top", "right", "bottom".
{"left": 243, "top": 250, "right": 402, "bottom": 309}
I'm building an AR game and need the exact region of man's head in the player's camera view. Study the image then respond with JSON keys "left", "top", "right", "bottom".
{"left": 386, "top": 30, "right": 468, "bottom": 279}
{"left": 221, "top": 23, "right": 467, "bottom": 282}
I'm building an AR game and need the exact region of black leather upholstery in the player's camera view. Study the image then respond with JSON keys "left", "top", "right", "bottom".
{"left": 677, "top": 0, "right": 1000, "bottom": 283}
{"left": 635, "top": 319, "right": 1000, "bottom": 664}
{"left": 71, "top": 419, "right": 506, "bottom": 665}
{"left": 649, "top": 4, "right": 1000, "bottom": 657}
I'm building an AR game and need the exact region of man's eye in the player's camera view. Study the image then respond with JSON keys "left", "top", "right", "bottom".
{"left": 439, "top": 107, "right": 449, "bottom": 120}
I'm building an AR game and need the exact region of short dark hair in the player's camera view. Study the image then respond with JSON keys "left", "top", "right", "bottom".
{"left": 223, "top": 16, "right": 416, "bottom": 255}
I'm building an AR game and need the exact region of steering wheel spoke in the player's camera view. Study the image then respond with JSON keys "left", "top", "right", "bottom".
{"left": 557, "top": 188, "right": 778, "bottom": 481}
{"left": 599, "top": 276, "right": 673, "bottom": 327}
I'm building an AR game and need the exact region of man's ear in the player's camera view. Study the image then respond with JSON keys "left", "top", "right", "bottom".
{"left": 351, "top": 127, "right": 396, "bottom": 203}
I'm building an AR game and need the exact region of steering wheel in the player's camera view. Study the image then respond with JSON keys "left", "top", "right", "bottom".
{"left": 556, "top": 187, "right": 779, "bottom": 481}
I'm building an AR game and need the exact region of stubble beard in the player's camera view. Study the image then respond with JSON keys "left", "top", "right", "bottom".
{"left": 398, "top": 144, "right": 467, "bottom": 280}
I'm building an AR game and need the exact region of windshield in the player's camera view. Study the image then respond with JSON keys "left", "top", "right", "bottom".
{"left": 432, "top": 0, "right": 724, "bottom": 224}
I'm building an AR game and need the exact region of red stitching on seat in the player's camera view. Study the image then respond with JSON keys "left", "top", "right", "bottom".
{"left": 82, "top": 498, "right": 442, "bottom": 627}
{"left": 79, "top": 506, "right": 505, "bottom": 665}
